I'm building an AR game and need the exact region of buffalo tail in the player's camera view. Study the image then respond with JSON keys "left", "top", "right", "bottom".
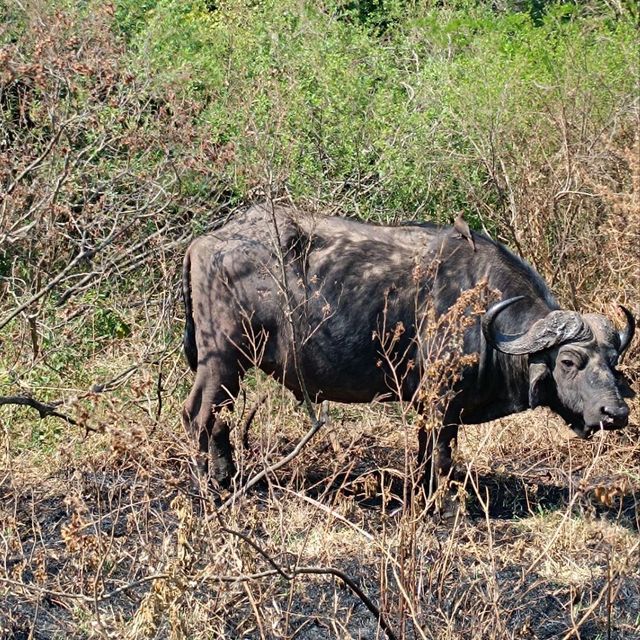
{"left": 182, "top": 248, "right": 198, "bottom": 372}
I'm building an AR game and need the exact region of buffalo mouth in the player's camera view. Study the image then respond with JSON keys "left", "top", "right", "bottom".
{"left": 569, "top": 421, "right": 596, "bottom": 440}
{"left": 569, "top": 416, "right": 628, "bottom": 440}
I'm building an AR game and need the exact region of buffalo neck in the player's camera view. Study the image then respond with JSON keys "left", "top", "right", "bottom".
{"left": 458, "top": 301, "right": 554, "bottom": 424}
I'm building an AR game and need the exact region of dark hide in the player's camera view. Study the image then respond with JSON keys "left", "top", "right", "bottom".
{"left": 182, "top": 203, "right": 635, "bottom": 491}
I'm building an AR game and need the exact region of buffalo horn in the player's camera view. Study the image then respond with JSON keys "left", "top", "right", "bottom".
{"left": 618, "top": 305, "right": 636, "bottom": 355}
{"left": 482, "top": 297, "right": 592, "bottom": 355}
{"left": 481, "top": 296, "right": 525, "bottom": 352}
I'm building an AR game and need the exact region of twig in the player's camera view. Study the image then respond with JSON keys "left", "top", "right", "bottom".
{"left": 89, "top": 365, "right": 139, "bottom": 394}
{"left": 264, "top": 199, "right": 316, "bottom": 419}
{"left": 498, "top": 156, "right": 526, "bottom": 260}
{"left": 278, "top": 486, "right": 374, "bottom": 541}
{"left": 0, "top": 247, "right": 93, "bottom": 330}
{"left": 219, "top": 403, "right": 328, "bottom": 510}
{"left": 218, "top": 525, "right": 291, "bottom": 579}
{"left": 0, "top": 212, "right": 136, "bottom": 329}
{"left": 239, "top": 392, "right": 267, "bottom": 449}
{"left": 560, "top": 540, "right": 639, "bottom": 640}
{"left": 214, "top": 525, "right": 397, "bottom": 640}
{"left": 4, "top": 116, "right": 74, "bottom": 196}
{"left": 200, "top": 566, "right": 397, "bottom": 639}
{"left": 0, "top": 395, "right": 77, "bottom": 425}
{"left": 0, "top": 364, "right": 144, "bottom": 434}
{"left": 217, "top": 198, "right": 331, "bottom": 504}
{"left": 155, "top": 370, "right": 163, "bottom": 420}
{"left": 0, "top": 574, "right": 169, "bottom": 604}
{"left": 55, "top": 218, "right": 186, "bottom": 307}
{"left": 292, "top": 566, "right": 398, "bottom": 640}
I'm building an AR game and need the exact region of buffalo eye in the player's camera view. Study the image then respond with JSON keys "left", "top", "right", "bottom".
{"left": 557, "top": 350, "right": 586, "bottom": 371}
{"left": 558, "top": 354, "right": 585, "bottom": 371}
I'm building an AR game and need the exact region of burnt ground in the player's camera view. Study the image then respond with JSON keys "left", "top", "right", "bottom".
{"left": 2, "top": 401, "right": 640, "bottom": 640}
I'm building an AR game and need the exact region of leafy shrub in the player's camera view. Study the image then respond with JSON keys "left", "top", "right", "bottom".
{"left": 127, "top": 1, "right": 637, "bottom": 262}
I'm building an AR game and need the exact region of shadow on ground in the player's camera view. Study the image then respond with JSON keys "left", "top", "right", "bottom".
{"left": 299, "top": 459, "right": 640, "bottom": 531}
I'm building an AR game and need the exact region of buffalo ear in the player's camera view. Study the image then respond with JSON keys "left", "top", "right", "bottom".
{"left": 529, "top": 361, "right": 550, "bottom": 409}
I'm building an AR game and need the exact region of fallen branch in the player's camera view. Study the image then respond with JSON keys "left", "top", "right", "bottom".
{"left": 217, "top": 524, "right": 397, "bottom": 640}
{"left": 220, "top": 401, "right": 329, "bottom": 510}
{"left": 0, "top": 395, "right": 77, "bottom": 425}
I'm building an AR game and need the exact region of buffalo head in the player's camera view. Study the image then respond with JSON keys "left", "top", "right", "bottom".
{"left": 483, "top": 297, "right": 635, "bottom": 438}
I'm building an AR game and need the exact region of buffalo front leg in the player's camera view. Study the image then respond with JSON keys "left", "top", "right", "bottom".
{"left": 417, "top": 423, "right": 459, "bottom": 498}
{"left": 182, "top": 367, "right": 239, "bottom": 488}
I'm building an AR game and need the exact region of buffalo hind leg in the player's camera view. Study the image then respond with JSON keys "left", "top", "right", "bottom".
{"left": 183, "top": 365, "right": 241, "bottom": 489}
{"left": 417, "top": 423, "right": 459, "bottom": 499}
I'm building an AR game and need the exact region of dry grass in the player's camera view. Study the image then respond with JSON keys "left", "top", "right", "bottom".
{"left": 2, "top": 364, "right": 639, "bottom": 640}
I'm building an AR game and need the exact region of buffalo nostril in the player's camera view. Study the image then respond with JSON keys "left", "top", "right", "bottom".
{"left": 602, "top": 405, "right": 629, "bottom": 422}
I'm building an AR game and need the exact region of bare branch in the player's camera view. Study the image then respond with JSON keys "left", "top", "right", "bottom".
{"left": 216, "top": 525, "right": 398, "bottom": 640}
{"left": 3, "top": 116, "right": 76, "bottom": 197}
{"left": 238, "top": 392, "right": 267, "bottom": 449}
{"left": 0, "top": 574, "right": 170, "bottom": 604}
{"left": 0, "top": 395, "right": 77, "bottom": 425}
{"left": 220, "top": 402, "right": 329, "bottom": 510}
{"left": 0, "top": 215, "right": 129, "bottom": 329}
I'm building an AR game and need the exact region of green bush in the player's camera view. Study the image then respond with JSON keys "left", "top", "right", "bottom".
{"left": 124, "top": 0, "right": 636, "bottom": 228}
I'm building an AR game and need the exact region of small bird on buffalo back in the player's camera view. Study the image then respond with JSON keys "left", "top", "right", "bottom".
{"left": 453, "top": 212, "right": 476, "bottom": 252}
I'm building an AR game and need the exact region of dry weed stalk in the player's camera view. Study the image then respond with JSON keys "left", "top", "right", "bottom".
{"left": 375, "top": 278, "right": 502, "bottom": 636}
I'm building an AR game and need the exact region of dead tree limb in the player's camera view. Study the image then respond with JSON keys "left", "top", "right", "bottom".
{"left": 217, "top": 523, "right": 398, "bottom": 640}
{"left": 0, "top": 395, "right": 77, "bottom": 425}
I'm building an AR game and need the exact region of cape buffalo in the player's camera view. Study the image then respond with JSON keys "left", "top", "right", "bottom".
{"left": 182, "top": 202, "right": 635, "bottom": 492}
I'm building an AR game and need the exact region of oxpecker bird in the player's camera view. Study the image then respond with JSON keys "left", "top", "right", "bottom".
{"left": 453, "top": 212, "right": 475, "bottom": 252}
